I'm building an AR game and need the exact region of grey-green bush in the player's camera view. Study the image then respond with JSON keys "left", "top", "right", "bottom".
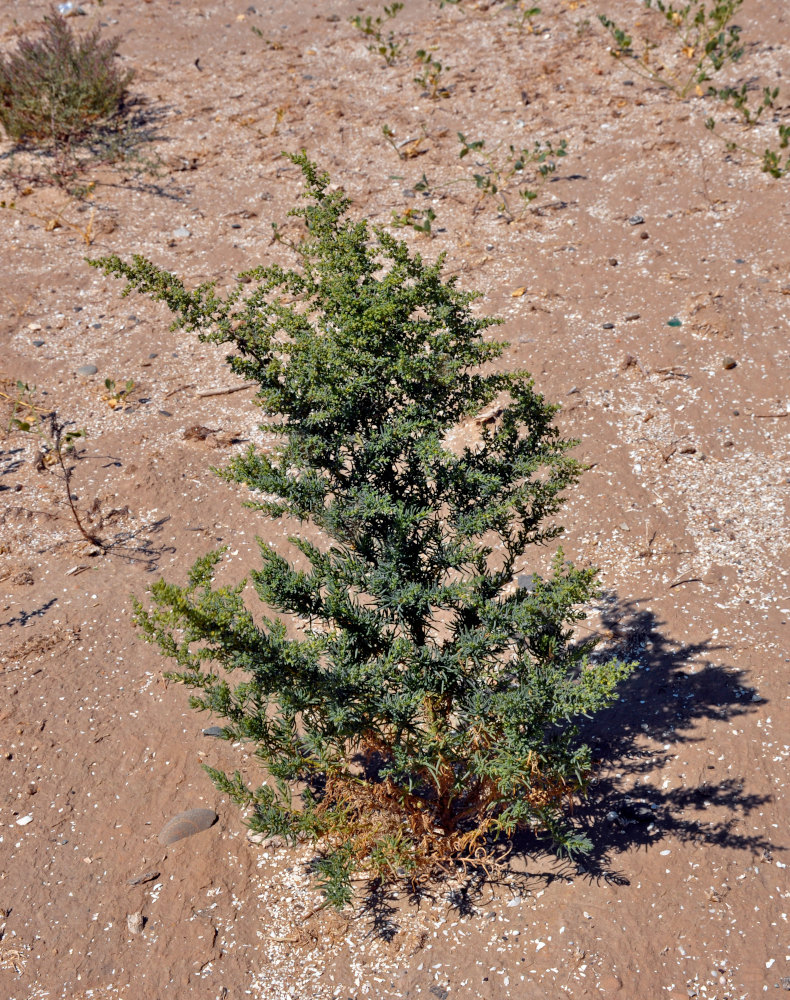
{"left": 91, "top": 154, "right": 634, "bottom": 907}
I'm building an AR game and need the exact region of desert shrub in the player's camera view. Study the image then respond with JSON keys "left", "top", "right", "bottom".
{"left": 0, "top": 9, "right": 133, "bottom": 146}
{"left": 91, "top": 154, "right": 634, "bottom": 907}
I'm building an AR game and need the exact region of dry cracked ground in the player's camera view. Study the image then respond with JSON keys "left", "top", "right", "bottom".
{"left": 1, "top": 0, "right": 789, "bottom": 997}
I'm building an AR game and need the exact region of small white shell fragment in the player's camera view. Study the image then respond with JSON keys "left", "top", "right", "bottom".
{"left": 16, "top": 815, "right": 33, "bottom": 826}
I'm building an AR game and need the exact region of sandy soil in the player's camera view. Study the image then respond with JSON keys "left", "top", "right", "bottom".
{"left": 1, "top": 0, "right": 789, "bottom": 997}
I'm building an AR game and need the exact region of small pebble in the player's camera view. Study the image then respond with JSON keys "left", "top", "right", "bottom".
{"left": 629, "top": 214, "right": 645, "bottom": 225}
{"left": 32, "top": 339, "right": 45, "bottom": 347}
{"left": 667, "top": 317, "right": 682, "bottom": 327}
{"left": 722, "top": 356, "right": 737, "bottom": 370}
{"left": 202, "top": 726, "right": 225, "bottom": 737}
{"left": 16, "top": 815, "right": 33, "bottom": 826}
{"left": 625, "top": 312, "right": 640, "bottom": 321}
{"left": 608, "top": 258, "right": 618, "bottom": 266}
{"left": 126, "top": 912, "right": 145, "bottom": 935}
{"left": 640, "top": 231, "right": 649, "bottom": 239}
{"left": 173, "top": 227, "right": 191, "bottom": 238}
{"left": 76, "top": 364, "right": 98, "bottom": 376}
{"left": 127, "top": 870, "right": 160, "bottom": 886}
{"left": 602, "top": 322, "right": 615, "bottom": 329}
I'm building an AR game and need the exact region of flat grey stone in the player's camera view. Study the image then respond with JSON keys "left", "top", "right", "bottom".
{"left": 158, "top": 808, "right": 217, "bottom": 845}
{"left": 202, "top": 726, "right": 225, "bottom": 737}
{"left": 76, "top": 364, "right": 98, "bottom": 376}
{"left": 173, "top": 227, "right": 191, "bottom": 239}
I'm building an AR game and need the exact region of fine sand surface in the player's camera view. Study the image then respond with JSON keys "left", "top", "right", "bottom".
{"left": 1, "top": 1, "right": 789, "bottom": 997}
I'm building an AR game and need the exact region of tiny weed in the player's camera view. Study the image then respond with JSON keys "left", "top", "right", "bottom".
{"left": 3, "top": 380, "right": 44, "bottom": 436}
{"left": 710, "top": 82, "right": 779, "bottom": 126}
{"left": 509, "top": 4, "right": 543, "bottom": 34}
{"left": 414, "top": 48, "right": 449, "bottom": 99}
{"left": 250, "top": 25, "right": 284, "bottom": 49}
{"left": 382, "top": 123, "right": 426, "bottom": 159}
{"left": 598, "top": 1, "right": 744, "bottom": 99}
{"left": 101, "top": 377, "right": 136, "bottom": 410}
{"left": 704, "top": 114, "right": 790, "bottom": 179}
{"left": 457, "top": 132, "right": 568, "bottom": 220}
{"left": 351, "top": 3, "right": 405, "bottom": 66}
{"left": 6, "top": 383, "right": 101, "bottom": 547}
{"left": 391, "top": 204, "right": 436, "bottom": 234}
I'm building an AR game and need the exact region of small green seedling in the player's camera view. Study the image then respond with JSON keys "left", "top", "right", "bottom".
{"left": 457, "top": 132, "right": 567, "bottom": 220}
{"left": 391, "top": 204, "right": 436, "bottom": 233}
{"left": 761, "top": 129, "right": 790, "bottom": 179}
{"left": 704, "top": 115, "right": 790, "bottom": 179}
{"left": 381, "top": 123, "right": 426, "bottom": 160}
{"left": 4, "top": 379, "right": 40, "bottom": 436}
{"left": 351, "top": 3, "right": 405, "bottom": 65}
{"left": 414, "top": 48, "right": 449, "bottom": 98}
{"left": 101, "top": 377, "right": 135, "bottom": 410}
{"left": 510, "top": 4, "right": 543, "bottom": 34}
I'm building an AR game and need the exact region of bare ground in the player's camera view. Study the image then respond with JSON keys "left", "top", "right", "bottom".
{"left": 1, "top": 0, "right": 789, "bottom": 997}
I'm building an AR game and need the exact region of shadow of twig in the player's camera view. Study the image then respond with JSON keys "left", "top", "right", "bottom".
{"left": 101, "top": 514, "right": 175, "bottom": 571}
{"left": 0, "top": 597, "right": 57, "bottom": 629}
